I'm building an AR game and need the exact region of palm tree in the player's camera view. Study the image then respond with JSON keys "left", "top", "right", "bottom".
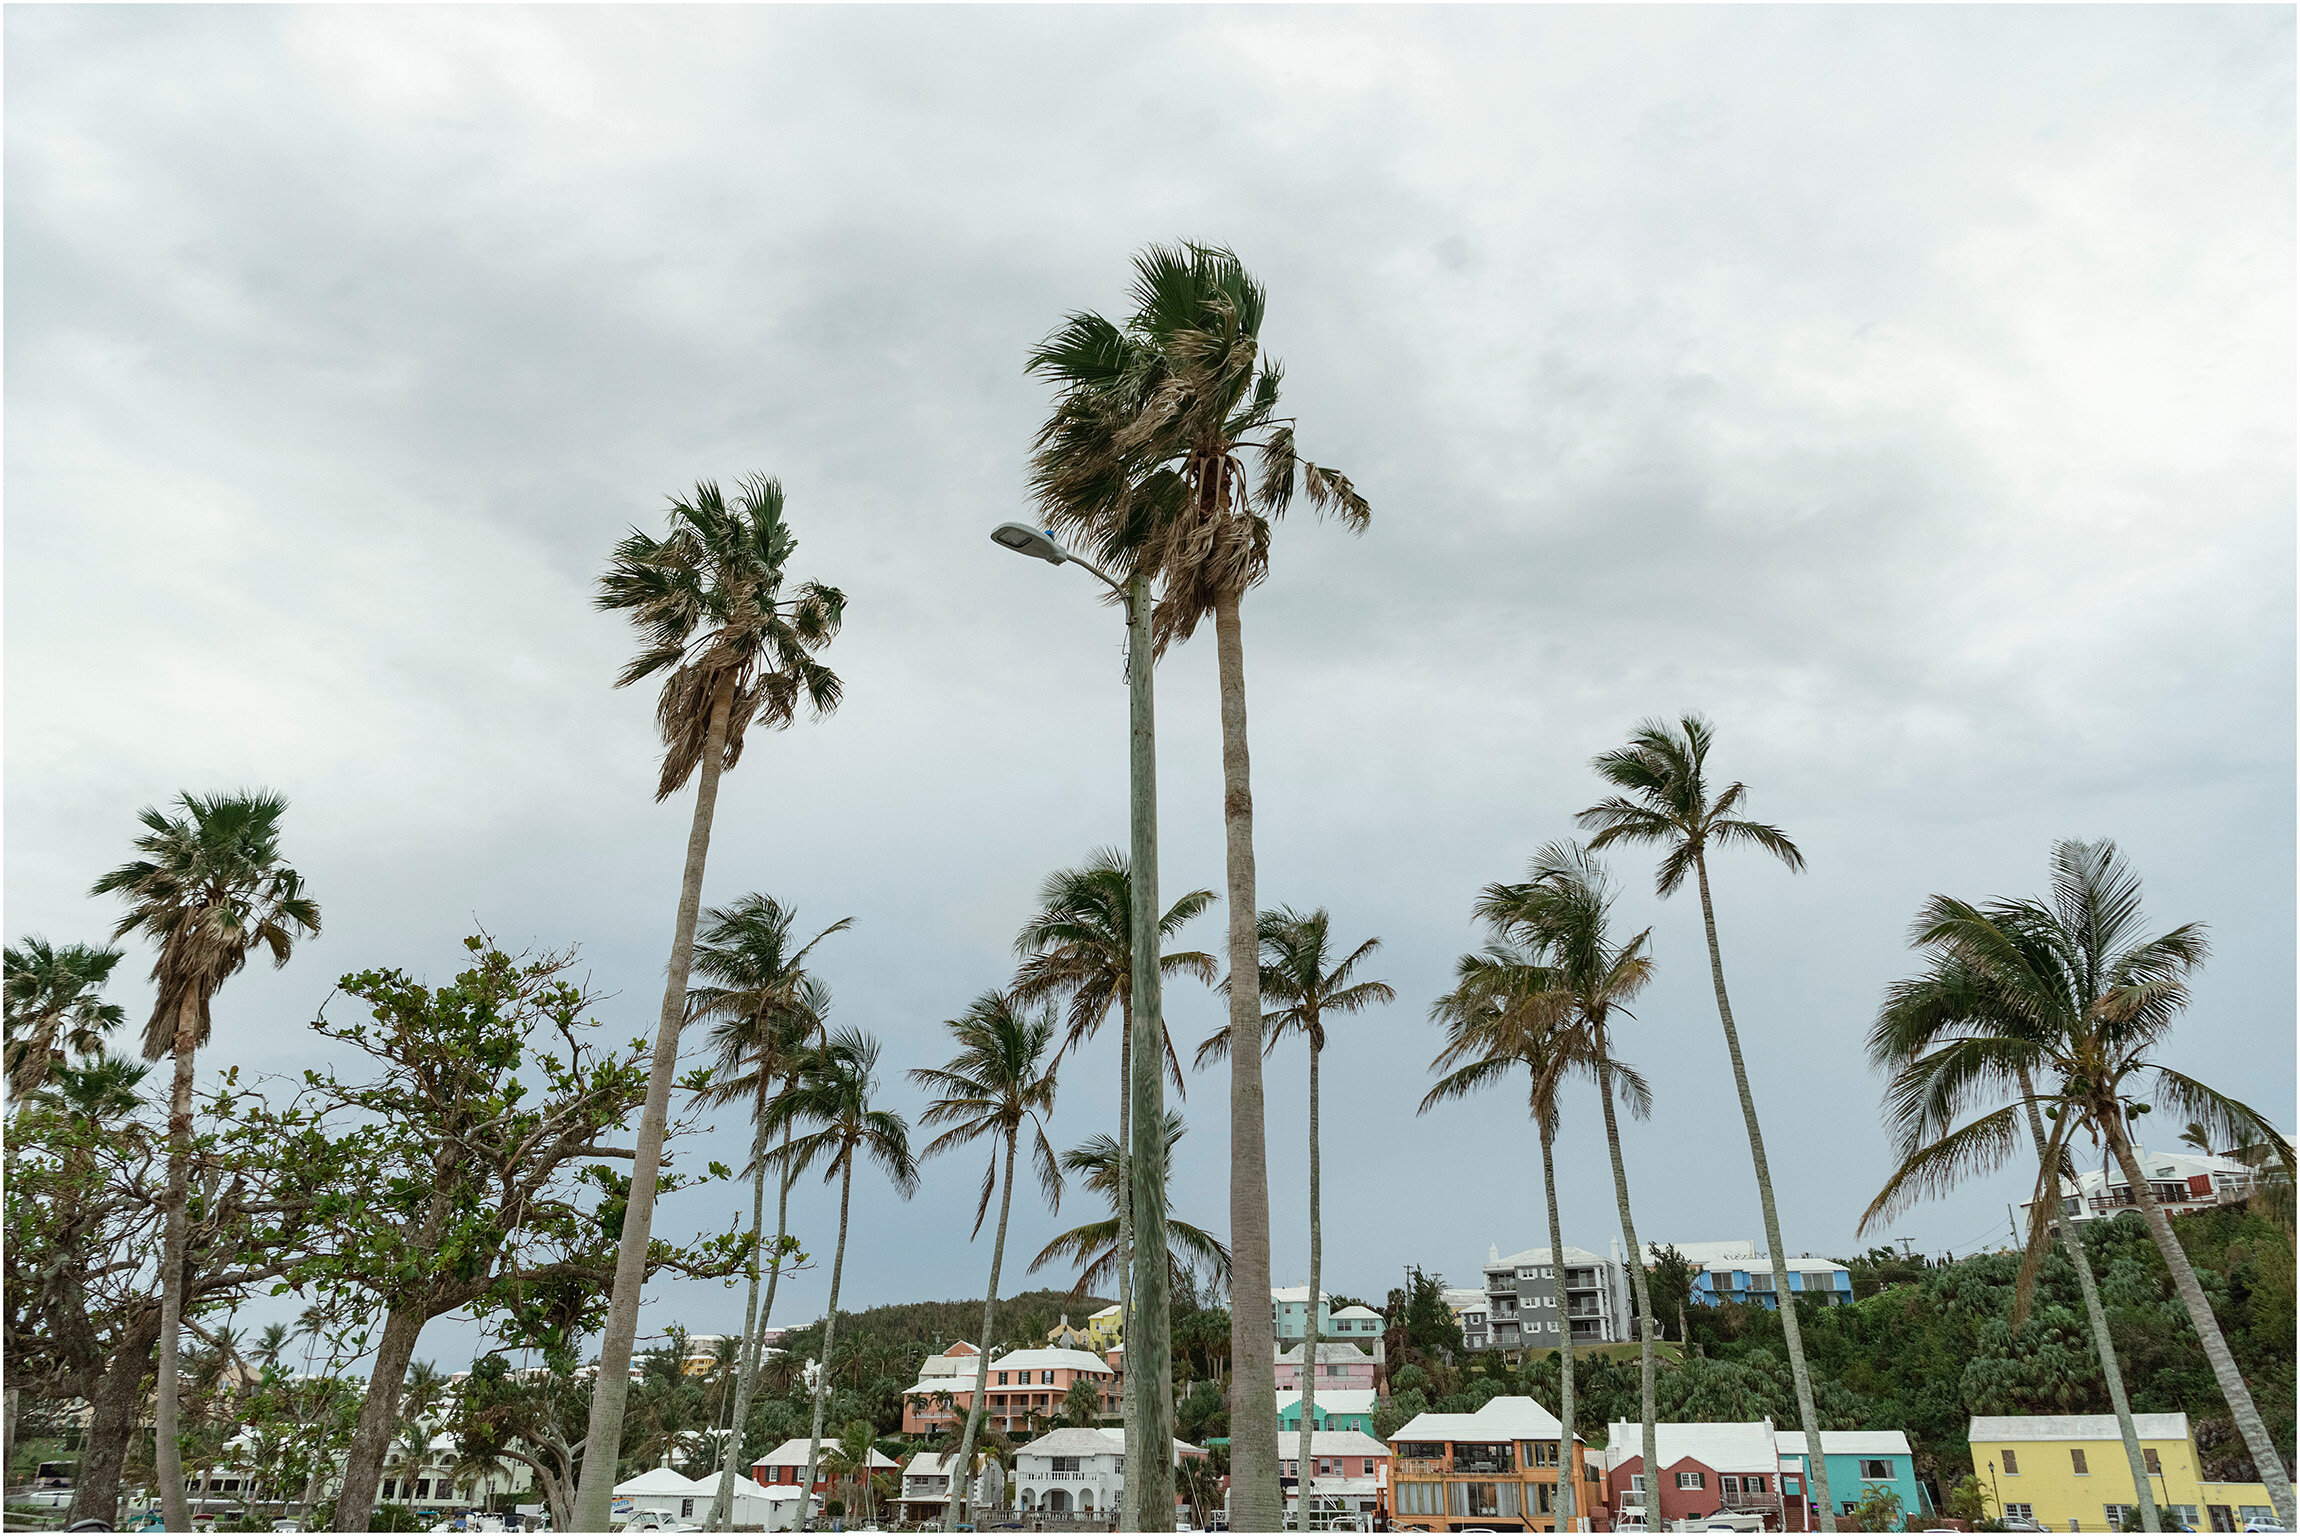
{"left": 909, "top": 991, "right": 1064, "bottom": 1532}
{"left": 1861, "top": 839, "right": 2296, "bottom": 1528}
{"left": 821, "top": 1420, "right": 879, "bottom": 1525}
{"left": 576, "top": 474, "right": 847, "bottom": 1532}
{"left": 4, "top": 937, "right": 126, "bottom": 1112}
{"left": 768, "top": 1027, "right": 918, "bottom": 1530}
{"left": 1424, "top": 937, "right": 1648, "bottom": 1536}
{"left": 1029, "top": 1112, "right": 1232, "bottom": 1295}
{"left": 1197, "top": 907, "right": 1390, "bottom": 1517}
{"left": 92, "top": 788, "right": 321, "bottom": 1531}
{"left": 1869, "top": 924, "right": 2163, "bottom": 1530}
{"left": 255, "top": 1324, "right": 292, "bottom": 1373}
{"left": 686, "top": 896, "right": 849, "bottom": 1532}
{"left": 1474, "top": 843, "right": 1662, "bottom": 1528}
{"left": 1576, "top": 716, "right": 1833, "bottom": 1528}
{"left": 1026, "top": 243, "right": 1369, "bottom": 1531}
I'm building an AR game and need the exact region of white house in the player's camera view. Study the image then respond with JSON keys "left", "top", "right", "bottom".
{"left": 613, "top": 1468, "right": 708, "bottom": 1523}
{"left": 2021, "top": 1145, "right": 2280, "bottom": 1227}
{"left": 1011, "top": 1426, "right": 1206, "bottom": 1519}
{"left": 896, "top": 1451, "right": 1005, "bottom": 1524}
{"left": 683, "top": 1471, "right": 781, "bottom": 1528}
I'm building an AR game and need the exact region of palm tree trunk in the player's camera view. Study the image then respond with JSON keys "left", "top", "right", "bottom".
{"left": 1540, "top": 1119, "right": 1576, "bottom": 1534}
{"left": 1296, "top": 1036, "right": 1322, "bottom": 1535}
{"left": 708, "top": 1075, "right": 776, "bottom": 1532}
{"left": 574, "top": 681, "right": 735, "bottom": 1531}
{"left": 1593, "top": 1048, "right": 1658, "bottom": 1534}
{"left": 946, "top": 1134, "right": 1019, "bottom": 1530}
{"left": 800, "top": 1153, "right": 856, "bottom": 1532}
{"left": 1214, "top": 587, "right": 1278, "bottom": 1535}
{"left": 1127, "top": 568, "right": 1175, "bottom": 1534}
{"left": 2104, "top": 1118, "right": 2295, "bottom": 1528}
{"left": 2015, "top": 1069, "right": 2156, "bottom": 1532}
{"left": 1116, "top": 981, "right": 1135, "bottom": 1524}
{"left": 1691, "top": 850, "right": 1833, "bottom": 1532}
{"left": 332, "top": 1304, "right": 431, "bottom": 1530}
{"left": 156, "top": 992, "right": 200, "bottom": 1532}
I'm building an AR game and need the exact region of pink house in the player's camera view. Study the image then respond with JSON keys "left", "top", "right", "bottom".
{"left": 1276, "top": 1341, "right": 1378, "bottom": 1393}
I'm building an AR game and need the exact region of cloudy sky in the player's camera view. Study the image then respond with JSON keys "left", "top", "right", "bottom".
{"left": 9, "top": 5, "right": 2293, "bottom": 1368}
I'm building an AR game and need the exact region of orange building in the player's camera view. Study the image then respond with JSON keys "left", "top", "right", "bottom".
{"left": 899, "top": 1343, "right": 1120, "bottom": 1436}
{"left": 1386, "top": 1396, "right": 1605, "bottom": 1532}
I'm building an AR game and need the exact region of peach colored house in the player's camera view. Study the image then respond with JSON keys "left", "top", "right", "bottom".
{"left": 1275, "top": 1340, "right": 1379, "bottom": 1393}
{"left": 899, "top": 1344, "right": 1119, "bottom": 1436}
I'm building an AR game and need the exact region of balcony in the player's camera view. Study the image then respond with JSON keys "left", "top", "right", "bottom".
{"left": 1395, "top": 1459, "right": 1447, "bottom": 1478}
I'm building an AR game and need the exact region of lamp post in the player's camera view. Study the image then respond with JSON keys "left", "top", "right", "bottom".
{"left": 990, "top": 523, "right": 1175, "bottom": 1533}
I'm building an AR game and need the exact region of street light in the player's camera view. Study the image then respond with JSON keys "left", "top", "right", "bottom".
{"left": 989, "top": 519, "right": 1176, "bottom": 1533}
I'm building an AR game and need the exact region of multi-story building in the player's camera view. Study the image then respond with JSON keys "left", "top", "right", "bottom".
{"left": 1773, "top": 1429, "right": 1930, "bottom": 1530}
{"left": 2018, "top": 1145, "right": 2285, "bottom": 1230}
{"left": 898, "top": 1343, "right": 1119, "bottom": 1435}
{"left": 1386, "top": 1395, "right": 1602, "bottom": 1533}
{"left": 1474, "top": 1245, "right": 1632, "bottom": 1357}
{"left": 1448, "top": 1287, "right": 1492, "bottom": 1350}
{"left": 1330, "top": 1302, "right": 1389, "bottom": 1356}
{"left": 1279, "top": 1388, "right": 1379, "bottom": 1435}
{"left": 1272, "top": 1285, "right": 1336, "bottom": 1342}
{"left": 1641, "top": 1239, "right": 1854, "bottom": 1311}
{"left": 893, "top": 1451, "right": 1004, "bottom": 1525}
{"left": 1969, "top": 1413, "right": 2278, "bottom": 1533}
{"left": 1602, "top": 1420, "right": 1787, "bottom": 1530}
{"left": 1010, "top": 1426, "right": 1208, "bottom": 1521}
{"left": 752, "top": 1438, "right": 899, "bottom": 1495}
{"left": 1280, "top": 1429, "right": 1393, "bottom": 1530}
{"left": 1276, "top": 1339, "right": 1380, "bottom": 1394}
{"left": 1043, "top": 1304, "right": 1124, "bottom": 1352}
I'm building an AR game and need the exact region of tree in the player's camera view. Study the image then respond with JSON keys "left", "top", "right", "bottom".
{"left": 909, "top": 992, "right": 1063, "bottom": 1531}
{"left": 450, "top": 1353, "right": 593, "bottom": 1532}
{"left": 286, "top": 936, "right": 744, "bottom": 1529}
{"left": 92, "top": 788, "right": 322, "bottom": 1530}
{"left": 769, "top": 1027, "right": 918, "bottom": 1529}
{"left": 686, "top": 894, "right": 845, "bottom": 1531}
{"left": 1862, "top": 839, "right": 2296, "bottom": 1528}
{"left": 1475, "top": 842, "right": 1663, "bottom": 1520}
{"left": 1026, "top": 243, "right": 1369, "bottom": 1531}
{"left": 1578, "top": 715, "right": 1835, "bottom": 1529}
{"left": 821, "top": 1420, "right": 880, "bottom": 1525}
{"left": 577, "top": 474, "right": 848, "bottom": 1533}
{"left": 1202, "top": 906, "right": 1391, "bottom": 1524}
{"left": 1029, "top": 1113, "right": 1233, "bottom": 1296}
{"left": 3, "top": 937, "right": 126, "bottom": 1113}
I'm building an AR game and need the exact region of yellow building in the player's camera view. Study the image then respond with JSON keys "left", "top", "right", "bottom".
{"left": 1969, "top": 1414, "right": 2277, "bottom": 1532}
{"left": 1042, "top": 1306, "right": 1123, "bottom": 1353}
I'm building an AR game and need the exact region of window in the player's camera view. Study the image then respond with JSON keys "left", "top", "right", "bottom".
{"left": 1397, "top": 1482, "right": 1441, "bottom": 1517}
{"left": 1052, "top": 1457, "right": 1079, "bottom": 1473}
{"left": 2144, "top": 1449, "right": 2162, "bottom": 1474}
{"left": 997, "top": 1371, "right": 1009, "bottom": 1385}
{"left": 1784, "top": 1477, "right": 1802, "bottom": 1497}
{"left": 1750, "top": 1477, "right": 1769, "bottom": 1494}
{"left": 1722, "top": 1476, "right": 1742, "bottom": 1498}
{"left": 1859, "top": 1459, "right": 1894, "bottom": 1480}
{"left": 1529, "top": 1440, "right": 1559, "bottom": 1468}
{"left": 2072, "top": 1449, "right": 2090, "bottom": 1475}
{"left": 1362, "top": 1460, "right": 1376, "bottom": 1476}
{"left": 1678, "top": 1471, "right": 1707, "bottom": 1490}
{"left": 2004, "top": 1505, "right": 2033, "bottom": 1523}
{"left": 1041, "top": 1370, "right": 1055, "bottom": 1384}
{"left": 2001, "top": 1450, "right": 2020, "bottom": 1476}
{"left": 2105, "top": 1505, "right": 2141, "bottom": 1531}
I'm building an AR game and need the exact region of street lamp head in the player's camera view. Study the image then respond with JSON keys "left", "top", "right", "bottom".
{"left": 991, "top": 522, "right": 1069, "bottom": 566}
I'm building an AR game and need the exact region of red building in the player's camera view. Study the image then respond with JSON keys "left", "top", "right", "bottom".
{"left": 1603, "top": 1421, "right": 1789, "bottom": 1530}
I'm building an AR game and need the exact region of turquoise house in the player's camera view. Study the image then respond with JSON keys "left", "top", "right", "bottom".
{"left": 1775, "top": 1430, "right": 1932, "bottom": 1529}
{"left": 1276, "top": 1389, "right": 1376, "bottom": 1435}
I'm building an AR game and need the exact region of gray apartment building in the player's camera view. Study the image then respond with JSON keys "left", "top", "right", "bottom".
{"left": 1462, "top": 1244, "right": 1633, "bottom": 1358}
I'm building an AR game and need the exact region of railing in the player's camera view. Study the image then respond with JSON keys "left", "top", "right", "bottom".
{"left": 1394, "top": 1459, "right": 1446, "bottom": 1477}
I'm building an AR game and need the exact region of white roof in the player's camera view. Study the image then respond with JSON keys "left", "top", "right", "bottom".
{"left": 2049, "top": 1147, "right": 2251, "bottom": 1198}
{"left": 1016, "top": 1427, "right": 1204, "bottom": 1462}
{"left": 684, "top": 1471, "right": 775, "bottom": 1498}
{"left": 754, "top": 1438, "right": 898, "bottom": 1469}
{"left": 1970, "top": 1413, "right": 2191, "bottom": 1443}
{"left": 1276, "top": 1430, "right": 1390, "bottom": 1457}
{"left": 1488, "top": 1245, "right": 1609, "bottom": 1271}
{"left": 1089, "top": 1304, "right": 1122, "bottom": 1321}
{"left": 1775, "top": 1430, "right": 1912, "bottom": 1458}
{"left": 1391, "top": 1395, "right": 1566, "bottom": 1444}
{"left": 1277, "top": 1389, "right": 1379, "bottom": 1416}
{"left": 1329, "top": 1304, "right": 1383, "bottom": 1320}
{"left": 1270, "top": 1286, "right": 1335, "bottom": 1304}
{"left": 1278, "top": 1341, "right": 1377, "bottom": 1365}
{"left": 1605, "top": 1422, "right": 1779, "bottom": 1476}
{"left": 614, "top": 1469, "right": 706, "bottom": 1495}
{"left": 982, "top": 1346, "right": 1113, "bottom": 1375}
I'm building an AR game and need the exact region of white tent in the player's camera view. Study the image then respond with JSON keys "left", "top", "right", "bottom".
{"left": 685, "top": 1471, "right": 780, "bottom": 1527}
{"left": 612, "top": 1467, "right": 707, "bottom": 1520}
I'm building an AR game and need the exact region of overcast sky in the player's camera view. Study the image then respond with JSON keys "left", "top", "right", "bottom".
{"left": 8, "top": 5, "right": 2293, "bottom": 1371}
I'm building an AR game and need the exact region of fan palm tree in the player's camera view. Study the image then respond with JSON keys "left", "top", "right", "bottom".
{"left": 1029, "top": 1111, "right": 1232, "bottom": 1294}
{"left": 909, "top": 992, "right": 1064, "bottom": 1532}
{"left": 1861, "top": 839, "right": 2295, "bottom": 1528}
{"left": 1474, "top": 843, "right": 1663, "bottom": 1526}
{"left": 576, "top": 474, "right": 847, "bottom": 1531}
{"left": 4, "top": 937, "right": 126, "bottom": 1112}
{"left": 687, "top": 896, "right": 849, "bottom": 1531}
{"left": 1575, "top": 716, "right": 1834, "bottom": 1528}
{"left": 768, "top": 1028, "right": 917, "bottom": 1529}
{"left": 1869, "top": 927, "right": 2163, "bottom": 1529}
{"left": 1197, "top": 907, "right": 1391, "bottom": 1511}
{"left": 91, "top": 788, "right": 321, "bottom": 1531}
{"left": 1026, "top": 243, "right": 1369, "bottom": 1531}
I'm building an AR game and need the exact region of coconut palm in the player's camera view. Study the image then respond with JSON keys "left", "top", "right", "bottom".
{"left": 1026, "top": 243, "right": 1369, "bottom": 1531}
{"left": 1575, "top": 716, "right": 1833, "bottom": 1528}
{"left": 1029, "top": 1112, "right": 1232, "bottom": 1295}
{"left": 1861, "top": 839, "right": 2295, "bottom": 1528}
{"left": 1424, "top": 937, "right": 1649, "bottom": 1536}
{"left": 4, "top": 937, "right": 127, "bottom": 1112}
{"left": 909, "top": 992, "right": 1064, "bottom": 1532}
{"left": 575, "top": 474, "right": 847, "bottom": 1531}
{"left": 1475, "top": 843, "right": 1663, "bottom": 1526}
{"left": 1197, "top": 907, "right": 1391, "bottom": 1513}
{"left": 91, "top": 788, "right": 321, "bottom": 1531}
{"left": 768, "top": 1027, "right": 918, "bottom": 1530}
{"left": 686, "top": 895, "right": 849, "bottom": 1532}
{"left": 1869, "top": 928, "right": 2163, "bottom": 1529}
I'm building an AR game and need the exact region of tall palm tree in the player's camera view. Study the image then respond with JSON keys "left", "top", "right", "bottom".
{"left": 578, "top": 475, "right": 847, "bottom": 1530}
{"left": 92, "top": 789, "right": 320, "bottom": 1531}
{"left": 1862, "top": 840, "right": 2296, "bottom": 1529}
{"left": 1424, "top": 938, "right": 1649, "bottom": 1536}
{"left": 1029, "top": 1112, "right": 1233, "bottom": 1296}
{"left": 1475, "top": 843, "right": 1662, "bottom": 1527}
{"left": 686, "top": 895, "right": 850, "bottom": 1532}
{"left": 1197, "top": 907, "right": 1390, "bottom": 1517}
{"left": 1869, "top": 929, "right": 2162, "bottom": 1530}
{"left": 255, "top": 1324, "right": 292, "bottom": 1373}
{"left": 1026, "top": 243, "right": 1369, "bottom": 1532}
{"left": 4, "top": 937, "right": 126, "bottom": 1112}
{"left": 768, "top": 1028, "right": 918, "bottom": 1530}
{"left": 1576, "top": 716, "right": 1833, "bottom": 1528}
{"left": 908, "top": 993, "right": 1063, "bottom": 1532}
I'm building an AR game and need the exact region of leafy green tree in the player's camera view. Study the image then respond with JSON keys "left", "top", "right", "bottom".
{"left": 93, "top": 788, "right": 321, "bottom": 1529}
{"left": 1029, "top": 1113, "right": 1232, "bottom": 1295}
{"left": 1647, "top": 1245, "right": 1697, "bottom": 1344}
{"left": 451, "top": 1352, "right": 592, "bottom": 1532}
{"left": 579, "top": 475, "right": 847, "bottom": 1532}
{"left": 3, "top": 937, "right": 126, "bottom": 1112}
{"left": 1845, "top": 1481, "right": 1903, "bottom": 1532}
{"left": 1863, "top": 840, "right": 2295, "bottom": 1528}
{"left": 910, "top": 991, "right": 1063, "bottom": 1530}
{"left": 1578, "top": 716, "right": 1834, "bottom": 1528}
{"left": 1026, "top": 243, "right": 1369, "bottom": 1534}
